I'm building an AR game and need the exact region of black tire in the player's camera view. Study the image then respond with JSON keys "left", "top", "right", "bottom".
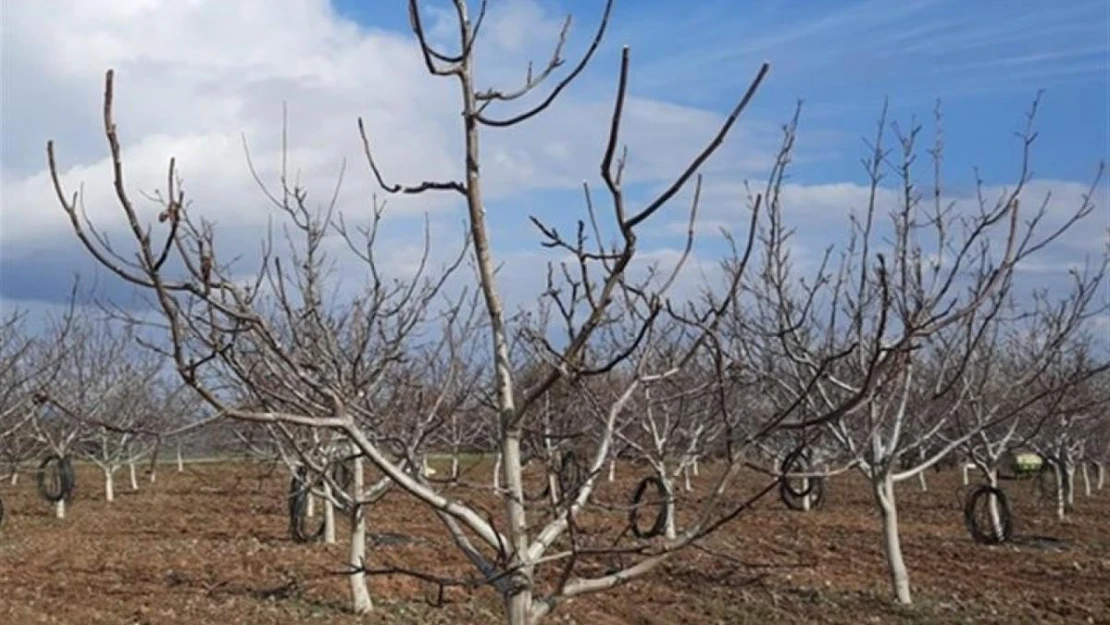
{"left": 288, "top": 466, "right": 326, "bottom": 544}
{"left": 780, "top": 475, "right": 825, "bottom": 511}
{"left": 964, "top": 484, "right": 1013, "bottom": 545}
{"left": 523, "top": 451, "right": 583, "bottom": 504}
{"left": 557, "top": 451, "right": 584, "bottom": 502}
{"left": 628, "top": 476, "right": 668, "bottom": 539}
{"left": 780, "top": 452, "right": 817, "bottom": 498}
{"left": 36, "top": 455, "right": 75, "bottom": 503}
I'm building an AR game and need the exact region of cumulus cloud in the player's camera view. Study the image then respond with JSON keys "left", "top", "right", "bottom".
{"left": 2, "top": 0, "right": 1101, "bottom": 328}
{"left": 1, "top": 0, "right": 785, "bottom": 316}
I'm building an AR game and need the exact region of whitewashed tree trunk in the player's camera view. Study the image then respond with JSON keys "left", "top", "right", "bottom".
{"left": 492, "top": 452, "right": 502, "bottom": 492}
{"left": 10, "top": 471, "right": 18, "bottom": 486}
{"left": 103, "top": 468, "right": 115, "bottom": 502}
{"left": 874, "top": 475, "right": 911, "bottom": 605}
{"left": 547, "top": 469, "right": 560, "bottom": 507}
{"left": 306, "top": 491, "right": 316, "bottom": 518}
{"left": 55, "top": 499, "right": 66, "bottom": 519}
{"left": 1054, "top": 462, "right": 1067, "bottom": 521}
{"left": 149, "top": 468, "right": 157, "bottom": 484}
{"left": 323, "top": 482, "right": 336, "bottom": 545}
{"left": 661, "top": 474, "right": 677, "bottom": 541}
{"left": 1098, "top": 463, "right": 1106, "bottom": 490}
{"left": 682, "top": 464, "right": 692, "bottom": 492}
{"left": 691, "top": 456, "right": 699, "bottom": 477}
{"left": 176, "top": 445, "right": 184, "bottom": 472}
{"left": 1081, "top": 463, "right": 1091, "bottom": 497}
{"left": 801, "top": 477, "right": 812, "bottom": 512}
{"left": 986, "top": 469, "right": 1003, "bottom": 537}
{"left": 917, "top": 470, "right": 928, "bottom": 492}
{"left": 607, "top": 458, "right": 616, "bottom": 483}
{"left": 451, "top": 454, "right": 460, "bottom": 481}
{"left": 961, "top": 463, "right": 970, "bottom": 486}
{"left": 348, "top": 455, "right": 372, "bottom": 614}
{"left": 128, "top": 461, "right": 139, "bottom": 491}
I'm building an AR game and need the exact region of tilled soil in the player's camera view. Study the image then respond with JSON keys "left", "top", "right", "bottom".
{"left": 0, "top": 460, "right": 1107, "bottom": 624}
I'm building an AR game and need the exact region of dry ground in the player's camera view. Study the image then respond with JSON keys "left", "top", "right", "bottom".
{"left": 1, "top": 458, "right": 1108, "bottom": 624}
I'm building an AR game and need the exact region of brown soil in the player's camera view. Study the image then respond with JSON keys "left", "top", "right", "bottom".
{"left": 1, "top": 460, "right": 1107, "bottom": 624}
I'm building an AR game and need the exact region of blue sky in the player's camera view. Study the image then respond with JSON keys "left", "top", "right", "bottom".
{"left": 330, "top": 0, "right": 1109, "bottom": 182}
{"left": 1, "top": 0, "right": 1107, "bottom": 320}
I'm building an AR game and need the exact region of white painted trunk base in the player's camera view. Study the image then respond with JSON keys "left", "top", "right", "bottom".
{"left": 492, "top": 453, "right": 502, "bottom": 492}
{"left": 875, "top": 477, "right": 911, "bottom": 605}
{"left": 348, "top": 456, "right": 372, "bottom": 614}
{"left": 104, "top": 469, "right": 115, "bottom": 502}
{"left": 323, "top": 484, "right": 336, "bottom": 545}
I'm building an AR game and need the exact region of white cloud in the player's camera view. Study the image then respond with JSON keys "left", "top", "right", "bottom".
{"left": 1, "top": 0, "right": 788, "bottom": 320}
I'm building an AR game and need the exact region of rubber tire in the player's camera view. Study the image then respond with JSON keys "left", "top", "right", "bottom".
{"left": 36, "top": 455, "right": 75, "bottom": 503}
{"left": 628, "top": 476, "right": 668, "bottom": 539}
{"left": 288, "top": 466, "right": 326, "bottom": 544}
{"left": 964, "top": 484, "right": 1013, "bottom": 545}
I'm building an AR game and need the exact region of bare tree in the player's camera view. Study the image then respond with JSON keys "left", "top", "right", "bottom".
{"left": 951, "top": 258, "right": 1108, "bottom": 520}
{"left": 0, "top": 300, "right": 79, "bottom": 486}
{"left": 0, "top": 311, "right": 44, "bottom": 485}
{"left": 735, "top": 98, "right": 1105, "bottom": 605}
{"left": 1026, "top": 349, "right": 1110, "bottom": 519}
{"left": 44, "top": 0, "right": 844, "bottom": 620}
{"left": 46, "top": 320, "right": 164, "bottom": 502}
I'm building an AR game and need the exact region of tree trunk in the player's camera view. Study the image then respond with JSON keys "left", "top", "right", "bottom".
{"left": 917, "top": 470, "right": 928, "bottom": 492}
{"left": 129, "top": 460, "right": 139, "bottom": 491}
{"left": 547, "top": 463, "right": 560, "bottom": 508}
{"left": 1081, "top": 463, "right": 1091, "bottom": 497}
{"left": 176, "top": 445, "right": 184, "bottom": 472}
{"left": 306, "top": 491, "right": 316, "bottom": 518}
{"left": 10, "top": 471, "right": 18, "bottom": 486}
{"left": 1098, "top": 463, "right": 1106, "bottom": 490}
{"left": 55, "top": 499, "right": 66, "bottom": 519}
{"left": 801, "top": 477, "right": 812, "bottom": 512}
{"left": 961, "top": 463, "right": 970, "bottom": 486}
{"left": 692, "top": 456, "right": 700, "bottom": 477}
{"left": 103, "top": 468, "right": 115, "bottom": 502}
{"left": 149, "top": 468, "right": 157, "bottom": 484}
{"left": 661, "top": 473, "right": 678, "bottom": 540}
{"left": 874, "top": 475, "right": 912, "bottom": 605}
{"left": 608, "top": 458, "right": 616, "bottom": 483}
{"left": 1054, "top": 462, "right": 1067, "bottom": 521}
{"left": 501, "top": 430, "right": 534, "bottom": 625}
{"left": 348, "top": 455, "right": 372, "bottom": 614}
{"left": 493, "top": 452, "right": 502, "bottom": 492}
{"left": 323, "top": 482, "right": 337, "bottom": 545}
{"left": 451, "top": 453, "right": 460, "bottom": 481}
{"left": 986, "top": 469, "right": 1003, "bottom": 538}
